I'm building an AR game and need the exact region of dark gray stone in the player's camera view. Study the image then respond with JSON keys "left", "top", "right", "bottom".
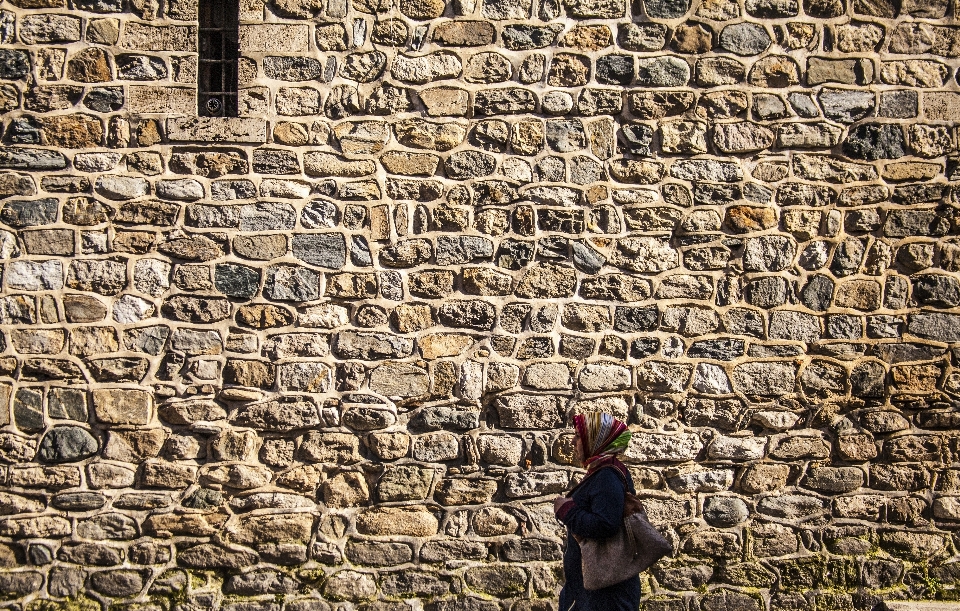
{"left": 636, "top": 56, "right": 690, "bottom": 87}
{"left": 49, "top": 566, "right": 86, "bottom": 598}
{"left": 436, "top": 236, "right": 494, "bottom": 266}
{"left": 613, "top": 306, "right": 659, "bottom": 332}
{"left": 0, "top": 571, "right": 43, "bottom": 597}
{"left": 502, "top": 538, "right": 562, "bottom": 562}
{"left": 501, "top": 24, "right": 563, "bottom": 50}
{"left": 571, "top": 241, "right": 605, "bottom": 274}
{"left": 444, "top": 150, "right": 497, "bottom": 180}
{"left": 215, "top": 264, "right": 261, "bottom": 298}
{"left": 533, "top": 157, "right": 564, "bottom": 182}
{"left": 1, "top": 197, "right": 58, "bottom": 227}
{"left": 644, "top": 0, "right": 691, "bottom": 17}
{"left": 83, "top": 87, "right": 124, "bottom": 112}
{"left": 291, "top": 233, "right": 347, "bottom": 269}
{"left": 841, "top": 123, "right": 906, "bottom": 160}
{"left": 878, "top": 90, "right": 917, "bottom": 118}
{"left": 301, "top": 199, "right": 339, "bottom": 228}
{"left": 14, "top": 388, "right": 43, "bottom": 433}
{"left": 225, "top": 569, "right": 301, "bottom": 595}
{"left": 688, "top": 338, "right": 745, "bottom": 360}
{"left": 850, "top": 360, "right": 885, "bottom": 397}
{"left": 252, "top": 149, "right": 300, "bottom": 175}
{"left": 596, "top": 54, "right": 635, "bottom": 85}
{"left": 351, "top": 236, "right": 373, "bottom": 267}
{"left": 265, "top": 265, "right": 321, "bottom": 301}
{"left": 719, "top": 23, "right": 773, "bottom": 55}
{"left": 867, "top": 314, "right": 902, "bottom": 339}
{"left": 798, "top": 242, "right": 828, "bottom": 270}
{"left": 264, "top": 56, "right": 324, "bottom": 81}
{"left": 28, "top": 543, "right": 52, "bottom": 565}
{"left": 883, "top": 209, "right": 950, "bottom": 237}
{"left": 746, "top": 0, "right": 799, "bottom": 16}
{"left": 48, "top": 388, "right": 88, "bottom": 422}
{"left": 37, "top": 426, "right": 98, "bottom": 463}
{"left": 497, "top": 240, "right": 535, "bottom": 270}
{"left": 545, "top": 119, "right": 587, "bottom": 152}
{"left": 753, "top": 94, "right": 787, "bottom": 119}
{"left": 0, "top": 148, "right": 68, "bottom": 171}
{"left": 473, "top": 87, "right": 538, "bottom": 116}
{"left": 826, "top": 314, "right": 861, "bottom": 339}
{"left": 907, "top": 313, "right": 960, "bottom": 342}
{"left": 830, "top": 237, "right": 866, "bottom": 277}
{"left": 240, "top": 201, "right": 297, "bottom": 231}
{"left": 380, "top": 271, "right": 403, "bottom": 300}
{"left": 117, "top": 54, "right": 166, "bottom": 80}
{"left": 787, "top": 92, "right": 819, "bottom": 117}
{"left": 90, "top": 568, "right": 147, "bottom": 596}
{"left": 800, "top": 274, "right": 835, "bottom": 311}
{"left": 51, "top": 491, "right": 106, "bottom": 511}
{"left": 437, "top": 300, "right": 496, "bottom": 330}
{"left": 0, "top": 49, "right": 29, "bottom": 80}
{"left": 410, "top": 405, "right": 481, "bottom": 431}
{"left": 844, "top": 209, "right": 881, "bottom": 233}
{"left": 912, "top": 274, "right": 960, "bottom": 308}
{"left": 744, "top": 276, "right": 789, "bottom": 308}
{"left": 703, "top": 496, "right": 750, "bottom": 527}
{"left": 619, "top": 124, "right": 654, "bottom": 155}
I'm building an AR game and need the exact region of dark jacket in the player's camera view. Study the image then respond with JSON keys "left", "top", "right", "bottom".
{"left": 557, "top": 466, "right": 641, "bottom": 611}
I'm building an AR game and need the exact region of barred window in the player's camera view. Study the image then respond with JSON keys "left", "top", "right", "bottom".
{"left": 198, "top": 0, "right": 239, "bottom": 117}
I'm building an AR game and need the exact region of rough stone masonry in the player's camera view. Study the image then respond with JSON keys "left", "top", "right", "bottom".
{"left": 0, "top": 0, "right": 960, "bottom": 607}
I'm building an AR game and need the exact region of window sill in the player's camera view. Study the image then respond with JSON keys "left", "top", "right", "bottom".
{"left": 165, "top": 117, "right": 267, "bottom": 144}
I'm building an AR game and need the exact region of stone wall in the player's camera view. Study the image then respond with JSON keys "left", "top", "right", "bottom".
{"left": 0, "top": 0, "right": 959, "bottom": 607}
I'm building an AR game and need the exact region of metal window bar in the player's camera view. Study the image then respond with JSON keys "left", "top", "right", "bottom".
{"left": 198, "top": 0, "right": 239, "bottom": 117}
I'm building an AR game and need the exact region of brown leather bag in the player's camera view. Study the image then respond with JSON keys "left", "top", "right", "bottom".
{"left": 574, "top": 468, "right": 673, "bottom": 590}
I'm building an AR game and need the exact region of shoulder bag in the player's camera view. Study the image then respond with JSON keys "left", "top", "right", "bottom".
{"left": 574, "top": 467, "right": 673, "bottom": 591}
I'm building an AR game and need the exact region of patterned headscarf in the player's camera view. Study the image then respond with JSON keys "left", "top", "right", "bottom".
{"left": 573, "top": 411, "right": 631, "bottom": 469}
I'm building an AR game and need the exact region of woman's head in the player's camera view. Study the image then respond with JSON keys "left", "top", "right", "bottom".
{"left": 573, "top": 411, "right": 631, "bottom": 469}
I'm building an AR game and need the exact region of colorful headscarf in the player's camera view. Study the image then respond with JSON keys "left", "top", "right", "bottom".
{"left": 573, "top": 411, "right": 631, "bottom": 470}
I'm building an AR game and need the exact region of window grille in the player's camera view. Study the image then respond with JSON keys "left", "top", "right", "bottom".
{"left": 198, "top": 0, "right": 239, "bottom": 117}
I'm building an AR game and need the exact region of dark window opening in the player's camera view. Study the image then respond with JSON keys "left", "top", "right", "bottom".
{"left": 198, "top": 0, "right": 239, "bottom": 117}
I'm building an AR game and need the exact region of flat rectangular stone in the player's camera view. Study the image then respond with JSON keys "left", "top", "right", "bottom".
{"left": 239, "top": 24, "right": 309, "bottom": 53}
{"left": 806, "top": 57, "right": 873, "bottom": 85}
{"left": 907, "top": 313, "right": 960, "bottom": 342}
{"left": 93, "top": 388, "right": 152, "bottom": 425}
{"left": 122, "top": 22, "right": 196, "bottom": 51}
{"left": 626, "top": 432, "right": 704, "bottom": 462}
{"left": 0, "top": 383, "right": 10, "bottom": 426}
{"left": 128, "top": 86, "right": 196, "bottom": 114}
{"left": 166, "top": 117, "right": 267, "bottom": 143}
{"left": 924, "top": 92, "right": 960, "bottom": 120}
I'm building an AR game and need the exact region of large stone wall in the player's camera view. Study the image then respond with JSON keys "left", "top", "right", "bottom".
{"left": 0, "top": 0, "right": 959, "bottom": 607}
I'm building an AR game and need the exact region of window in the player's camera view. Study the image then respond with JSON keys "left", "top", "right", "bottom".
{"left": 198, "top": 0, "right": 239, "bottom": 117}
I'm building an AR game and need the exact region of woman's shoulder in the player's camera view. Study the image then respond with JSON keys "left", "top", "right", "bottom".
{"left": 582, "top": 464, "right": 629, "bottom": 490}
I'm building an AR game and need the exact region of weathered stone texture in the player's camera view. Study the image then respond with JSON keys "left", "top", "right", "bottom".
{"left": 0, "top": 0, "right": 958, "bottom": 604}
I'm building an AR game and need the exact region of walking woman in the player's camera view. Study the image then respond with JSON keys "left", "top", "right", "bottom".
{"left": 553, "top": 412, "right": 639, "bottom": 611}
